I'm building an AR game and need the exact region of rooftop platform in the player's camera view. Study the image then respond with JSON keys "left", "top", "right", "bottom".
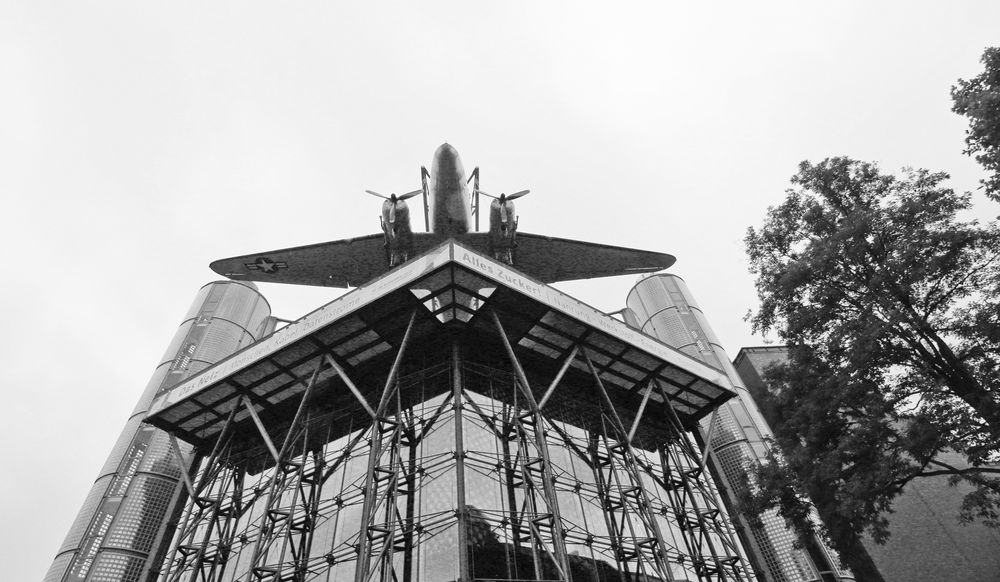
{"left": 145, "top": 241, "right": 735, "bottom": 458}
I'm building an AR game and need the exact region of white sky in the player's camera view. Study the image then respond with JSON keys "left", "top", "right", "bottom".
{"left": 2, "top": 2, "right": 998, "bottom": 578}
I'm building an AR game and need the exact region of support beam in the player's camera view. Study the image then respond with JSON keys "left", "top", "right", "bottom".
{"left": 167, "top": 433, "right": 196, "bottom": 500}
{"left": 353, "top": 312, "right": 418, "bottom": 582}
{"left": 158, "top": 401, "right": 242, "bottom": 582}
{"left": 326, "top": 354, "right": 377, "bottom": 419}
{"left": 327, "top": 311, "right": 417, "bottom": 422}
{"left": 275, "top": 358, "right": 326, "bottom": 462}
{"left": 655, "top": 379, "right": 749, "bottom": 581}
{"left": 453, "top": 340, "right": 471, "bottom": 582}
{"left": 582, "top": 349, "right": 676, "bottom": 581}
{"left": 376, "top": 311, "right": 418, "bottom": 418}
{"left": 151, "top": 304, "right": 754, "bottom": 582}
{"left": 196, "top": 396, "right": 242, "bottom": 496}
{"left": 700, "top": 408, "right": 719, "bottom": 474}
{"left": 627, "top": 381, "right": 655, "bottom": 444}
{"left": 243, "top": 357, "right": 328, "bottom": 581}
{"left": 243, "top": 398, "right": 281, "bottom": 464}
{"left": 490, "top": 310, "right": 573, "bottom": 581}
{"left": 538, "top": 344, "right": 579, "bottom": 411}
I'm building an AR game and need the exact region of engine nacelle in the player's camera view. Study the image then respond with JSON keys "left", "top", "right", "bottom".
{"left": 381, "top": 199, "right": 414, "bottom": 267}
{"left": 488, "top": 198, "right": 517, "bottom": 264}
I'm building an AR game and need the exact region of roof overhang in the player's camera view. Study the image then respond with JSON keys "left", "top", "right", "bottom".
{"left": 145, "top": 241, "right": 735, "bottom": 452}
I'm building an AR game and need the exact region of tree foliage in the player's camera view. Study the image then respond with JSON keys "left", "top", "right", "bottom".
{"left": 953, "top": 47, "right": 1000, "bottom": 200}
{"left": 744, "top": 158, "right": 1000, "bottom": 563}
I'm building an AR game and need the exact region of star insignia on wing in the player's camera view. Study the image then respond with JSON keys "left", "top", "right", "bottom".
{"left": 245, "top": 257, "right": 287, "bottom": 274}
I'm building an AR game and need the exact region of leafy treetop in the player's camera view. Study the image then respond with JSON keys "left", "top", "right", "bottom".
{"left": 744, "top": 157, "right": 1000, "bottom": 573}
{"left": 953, "top": 47, "right": 1000, "bottom": 200}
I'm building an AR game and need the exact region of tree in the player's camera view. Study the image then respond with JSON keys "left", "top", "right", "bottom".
{"left": 953, "top": 47, "right": 1000, "bottom": 201}
{"left": 743, "top": 157, "right": 1000, "bottom": 571}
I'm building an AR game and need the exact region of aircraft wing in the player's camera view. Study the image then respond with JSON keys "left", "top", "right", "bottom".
{"left": 511, "top": 232, "right": 676, "bottom": 283}
{"left": 209, "top": 231, "right": 673, "bottom": 288}
{"left": 209, "top": 233, "right": 445, "bottom": 288}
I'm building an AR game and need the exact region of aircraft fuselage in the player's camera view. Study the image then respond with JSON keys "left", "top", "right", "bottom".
{"left": 429, "top": 143, "right": 473, "bottom": 235}
{"left": 210, "top": 143, "right": 677, "bottom": 287}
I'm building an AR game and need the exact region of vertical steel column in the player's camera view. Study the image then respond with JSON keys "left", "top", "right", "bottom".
{"left": 250, "top": 455, "right": 306, "bottom": 580}
{"left": 499, "top": 404, "right": 524, "bottom": 578}
{"left": 353, "top": 313, "right": 417, "bottom": 582}
{"left": 352, "top": 399, "right": 394, "bottom": 581}
{"left": 186, "top": 466, "right": 246, "bottom": 582}
{"left": 245, "top": 357, "right": 326, "bottom": 580}
{"left": 401, "top": 416, "right": 419, "bottom": 582}
{"left": 453, "top": 340, "right": 471, "bottom": 582}
{"left": 511, "top": 396, "right": 550, "bottom": 579}
{"left": 654, "top": 443, "right": 709, "bottom": 582}
{"left": 588, "top": 431, "right": 632, "bottom": 582}
{"left": 490, "top": 311, "right": 573, "bottom": 581}
{"left": 370, "top": 415, "right": 405, "bottom": 582}
{"left": 581, "top": 350, "right": 676, "bottom": 581}
{"left": 605, "top": 417, "right": 658, "bottom": 578}
{"left": 159, "top": 400, "right": 243, "bottom": 582}
{"left": 656, "top": 381, "right": 750, "bottom": 582}
{"left": 287, "top": 448, "right": 324, "bottom": 581}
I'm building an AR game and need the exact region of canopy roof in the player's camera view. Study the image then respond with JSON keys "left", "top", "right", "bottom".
{"left": 145, "top": 241, "right": 734, "bottom": 452}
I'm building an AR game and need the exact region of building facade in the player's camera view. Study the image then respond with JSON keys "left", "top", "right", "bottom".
{"left": 47, "top": 241, "right": 774, "bottom": 582}
{"left": 147, "top": 243, "right": 762, "bottom": 581}
{"left": 46, "top": 282, "right": 273, "bottom": 582}
{"left": 625, "top": 275, "right": 850, "bottom": 582}
{"left": 734, "top": 346, "right": 1000, "bottom": 582}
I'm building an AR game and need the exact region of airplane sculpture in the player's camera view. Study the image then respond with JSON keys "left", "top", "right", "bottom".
{"left": 210, "top": 143, "right": 675, "bottom": 287}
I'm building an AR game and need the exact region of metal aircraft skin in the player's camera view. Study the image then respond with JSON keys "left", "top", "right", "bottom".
{"left": 210, "top": 143, "right": 676, "bottom": 288}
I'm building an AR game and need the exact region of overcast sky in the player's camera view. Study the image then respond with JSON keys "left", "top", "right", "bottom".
{"left": 3, "top": 2, "right": 999, "bottom": 579}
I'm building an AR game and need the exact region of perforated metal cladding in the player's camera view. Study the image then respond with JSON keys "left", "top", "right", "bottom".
{"left": 103, "top": 474, "right": 177, "bottom": 552}
{"left": 710, "top": 405, "right": 744, "bottom": 451}
{"left": 182, "top": 281, "right": 268, "bottom": 324}
{"left": 106, "top": 426, "right": 156, "bottom": 497}
{"left": 154, "top": 322, "right": 252, "bottom": 383}
{"left": 180, "top": 283, "right": 214, "bottom": 321}
{"left": 154, "top": 282, "right": 271, "bottom": 401}
{"left": 190, "top": 322, "right": 257, "bottom": 366}
{"left": 130, "top": 367, "right": 169, "bottom": 416}
{"left": 627, "top": 274, "right": 841, "bottom": 581}
{"left": 57, "top": 478, "right": 111, "bottom": 554}
{"left": 49, "top": 281, "right": 272, "bottom": 582}
{"left": 157, "top": 320, "right": 198, "bottom": 368}
{"left": 97, "top": 416, "right": 144, "bottom": 479}
{"left": 88, "top": 553, "right": 145, "bottom": 582}
{"left": 44, "top": 554, "right": 74, "bottom": 582}
{"left": 627, "top": 274, "right": 701, "bottom": 320}
{"left": 138, "top": 431, "right": 183, "bottom": 479}
{"left": 629, "top": 275, "right": 726, "bottom": 371}
{"left": 715, "top": 442, "right": 811, "bottom": 582}
{"left": 205, "top": 284, "right": 269, "bottom": 328}
{"left": 642, "top": 309, "right": 693, "bottom": 350}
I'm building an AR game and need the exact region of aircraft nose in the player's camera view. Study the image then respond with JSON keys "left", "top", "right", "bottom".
{"left": 432, "top": 143, "right": 463, "bottom": 174}
{"left": 434, "top": 142, "right": 459, "bottom": 162}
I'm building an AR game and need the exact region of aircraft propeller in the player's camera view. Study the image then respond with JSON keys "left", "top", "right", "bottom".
{"left": 365, "top": 189, "right": 422, "bottom": 202}
{"left": 366, "top": 189, "right": 421, "bottom": 224}
{"left": 475, "top": 189, "right": 530, "bottom": 202}
{"left": 476, "top": 189, "right": 529, "bottom": 225}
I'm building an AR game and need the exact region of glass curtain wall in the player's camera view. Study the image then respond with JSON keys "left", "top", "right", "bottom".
{"left": 156, "top": 342, "right": 751, "bottom": 582}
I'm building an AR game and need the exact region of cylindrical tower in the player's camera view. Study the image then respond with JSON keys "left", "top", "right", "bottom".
{"left": 46, "top": 281, "right": 274, "bottom": 582}
{"left": 627, "top": 273, "right": 851, "bottom": 582}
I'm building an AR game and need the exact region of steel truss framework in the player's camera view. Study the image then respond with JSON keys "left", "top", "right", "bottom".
{"left": 155, "top": 312, "right": 752, "bottom": 582}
